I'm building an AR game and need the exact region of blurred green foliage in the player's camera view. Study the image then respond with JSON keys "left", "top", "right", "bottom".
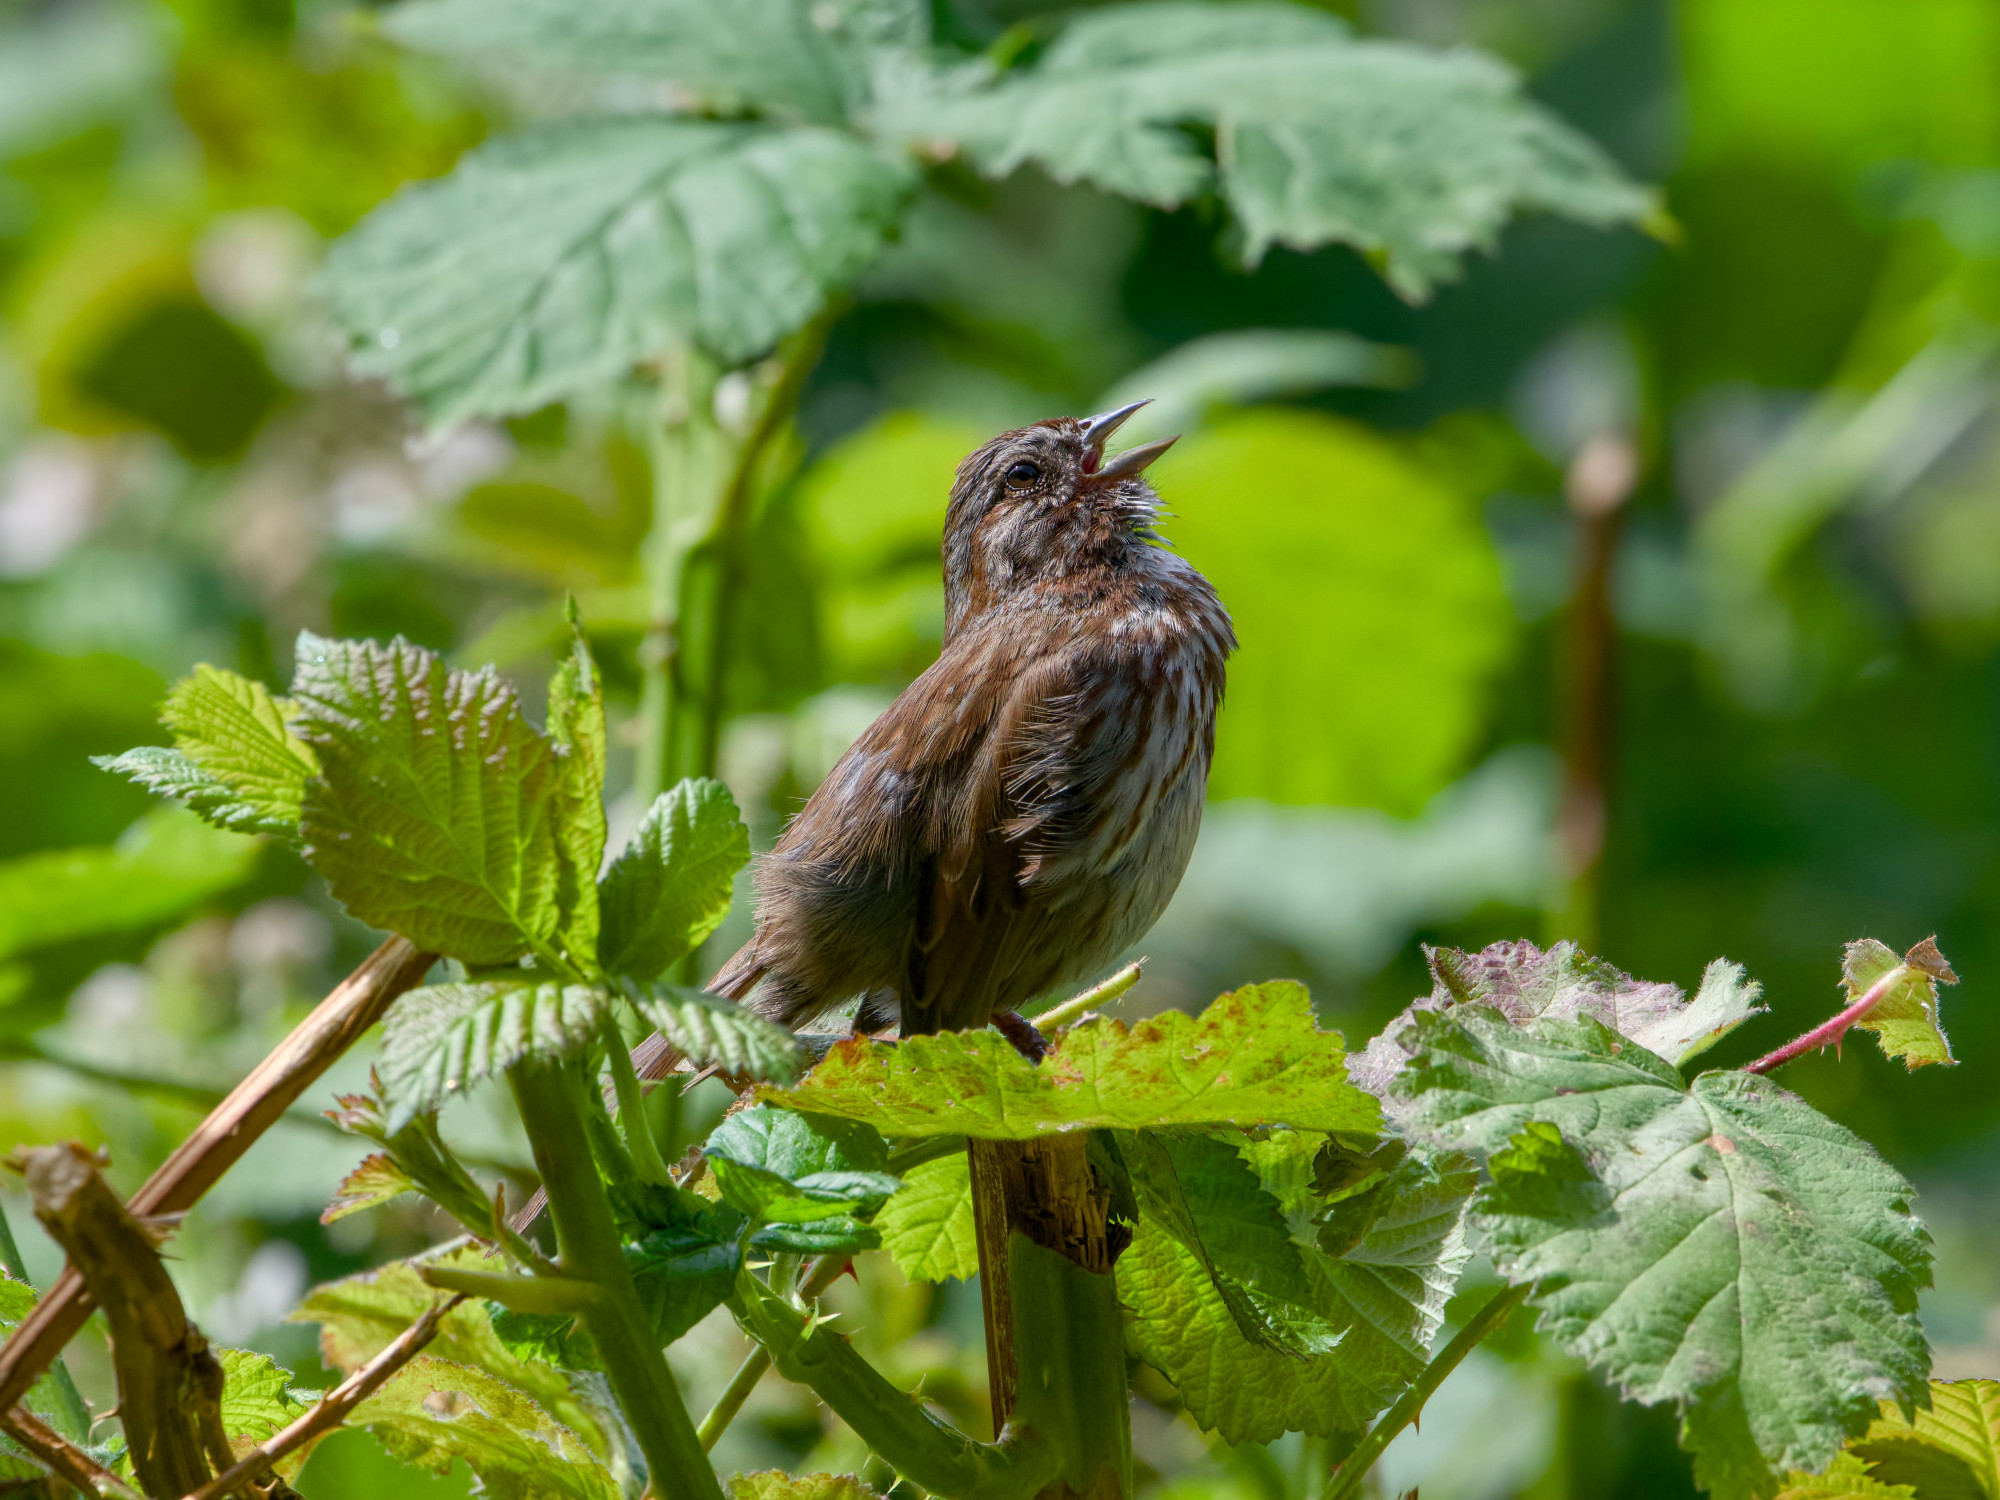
{"left": 3, "top": 0, "right": 2000, "bottom": 1496}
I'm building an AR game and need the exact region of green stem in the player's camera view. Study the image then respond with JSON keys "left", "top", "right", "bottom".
{"left": 419, "top": 1266, "right": 599, "bottom": 1314}
{"left": 1004, "top": 1234, "right": 1131, "bottom": 1499}
{"left": 1325, "top": 1283, "right": 1532, "bottom": 1500}
{"left": 0, "top": 1199, "right": 90, "bottom": 1443}
{"left": 605, "top": 1022, "right": 671, "bottom": 1184}
{"left": 510, "top": 1059, "right": 722, "bottom": 1500}
{"left": 734, "top": 1272, "right": 1056, "bottom": 1499}
{"left": 696, "top": 1347, "right": 769, "bottom": 1452}
{"left": 886, "top": 1134, "right": 967, "bottom": 1176}
{"left": 1030, "top": 961, "right": 1145, "bottom": 1032}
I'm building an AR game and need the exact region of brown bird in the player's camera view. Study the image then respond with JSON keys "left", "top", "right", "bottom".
{"left": 644, "top": 401, "right": 1234, "bottom": 1069}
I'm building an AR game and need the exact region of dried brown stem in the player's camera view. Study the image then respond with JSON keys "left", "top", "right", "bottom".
{"left": 180, "top": 1295, "right": 465, "bottom": 1500}
{"left": 0, "top": 1403, "right": 141, "bottom": 1499}
{"left": 0, "top": 936, "right": 435, "bottom": 1412}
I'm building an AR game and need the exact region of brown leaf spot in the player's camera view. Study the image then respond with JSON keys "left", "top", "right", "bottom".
{"left": 1701, "top": 1133, "right": 1736, "bottom": 1155}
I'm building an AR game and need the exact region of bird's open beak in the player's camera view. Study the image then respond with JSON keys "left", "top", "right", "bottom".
{"left": 1079, "top": 399, "right": 1177, "bottom": 481}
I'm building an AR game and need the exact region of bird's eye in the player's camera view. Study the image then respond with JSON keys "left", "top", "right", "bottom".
{"left": 1004, "top": 460, "right": 1041, "bottom": 488}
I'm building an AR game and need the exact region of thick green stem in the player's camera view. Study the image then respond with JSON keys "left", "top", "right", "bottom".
{"left": 510, "top": 1059, "right": 722, "bottom": 1500}
{"left": 0, "top": 1199, "right": 90, "bottom": 1443}
{"left": 1003, "top": 1234, "right": 1131, "bottom": 1500}
{"left": 697, "top": 1347, "right": 769, "bottom": 1452}
{"left": 734, "top": 1272, "right": 1056, "bottom": 1500}
{"left": 1325, "top": 1283, "right": 1532, "bottom": 1500}
{"left": 605, "top": 1022, "right": 671, "bottom": 1184}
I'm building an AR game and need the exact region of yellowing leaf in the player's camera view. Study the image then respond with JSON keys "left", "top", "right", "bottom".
{"left": 1842, "top": 937, "right": 1961, "bottom": 1069}
{"left": 1848, "top": 1379, "right": 2000, "bottom": 1499}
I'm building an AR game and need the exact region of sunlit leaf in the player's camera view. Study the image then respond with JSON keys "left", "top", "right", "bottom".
{"left": 1398, "top": 1008, "right": 1932, "bottom": 1500}
{"left": 1841, "top": 937, "right": 1960, "bottom": 1069}
{"left": 379, "top": 981, "right": 613, "bottom": 1131}
{"left": 323, "top": 1154, "right": 420, "bottom": 1223}
{"left": 766, "top": 981, "right": 1377, "bottom": 1138}
{"left": 884, "top": 1, "right": 1649, "bottom": 297}
{"left": 875, "top": 1152, "right": 979, "bottom": 1283}
{"left": 325, "top": 118, "right": 914, "bottom": 424}
{"left": 622, "top": 983, "right": 801, "bottom": 1082}
{"left": 598, "top": 780, "right": 749, "bottom": 982}
{"left": 731, "top": 1473, "right": 885, "bottom": 1500}
{"left": 290, "top": 633, "right": 566, "bottom": 965}
{"left": 217, "top": 1348, "right": 320, "bottom": 1477}
{"left": 547, "top": 618, "right": 606, "bottom": 970}
{"left": 1847, "top": 1380, "right": 2000, "bottom": 1498}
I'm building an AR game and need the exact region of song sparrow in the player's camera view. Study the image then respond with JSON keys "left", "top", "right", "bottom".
{"left": 646, "top": 401, "right": 1235, "bottom": 1065}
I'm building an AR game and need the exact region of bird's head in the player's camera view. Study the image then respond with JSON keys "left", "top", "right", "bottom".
{"left": 941, "top": 401, "right": 1176, "bottom": 634}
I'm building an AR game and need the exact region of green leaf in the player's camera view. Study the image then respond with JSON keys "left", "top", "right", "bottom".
{"left": 705, "top": 1106, "right": 900, "bottom": 1224}
{"left": 1842, "top": 937, "right": 1961, "bottom": 1069}
{"left": 623, "top": 983, "right": 801, "bottom": 1082}
{"left": 1354, "top": 939, "right": 1766, "bottom": 1095}
{"left": 766, "top": 981, "right": 1378, "bottom": 1138}
{"left": 1837, "top": 1380, "right": 2000, "bottom": 1500}
{"left": 325, "top": 117, "right": 914, "bottom": 425}
{"left": 348, "top": 1356, "right": 623, "bottom": 1500}
{"left": 488, "top": 1307, "right": 596, "bottom": 1372}
{"left": 383, "top": 0, "right": 927, "bottom": 125}
{"left": 291, "top": 634, "right": 569, "bottom": 966}
{"left": 882, "top": 1, "right": 1649, "bottom": 298}
{"left": 548, "top": 615, "right": 607, "bottom": 972}
{"left": 161, "top": 664, "right": 319, "bottom": 836}
{"left": 1120, "top": 1132, "right": 1475, "bottom": 1448}
{"left": 598, "top": 780, "right": 750, "bottom": 982}
{"left": 379, "top": 981, "right": 613, "bottom": 1131}
{"left": 1775, "top": 1453, "right": 1916, "bottom": 1499}
{"left": 217, "top": 1348, "right": 320, "bottom": 1477}
{"left": 1397, "top": 1007, "right": 1933, "bottom": 1500}
{"left": 628, "top": 1239, "right": 741, "bottom": 1346}
{"left": 876, "top": 1153, "right": 979, "bottom": 1283}
{"left": 730, "top": 1473, "right": 884, "bottom": 1500}
{"left": 0, "top": 807, "right": 260, "bottom": 963}
{"left": 749, "top": 1216, "right": 879, "bottom": 1255}
{"left": 323, "top": 1153, "right": 420, "bottom": 1223}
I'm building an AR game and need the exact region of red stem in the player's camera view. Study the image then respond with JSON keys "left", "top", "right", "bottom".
{"left": 1742, "top": 969, "right": 1900, "bottom": 1075}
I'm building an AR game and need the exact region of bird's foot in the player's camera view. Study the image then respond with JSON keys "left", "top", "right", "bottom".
{"left": 992, "top": 1008, "right": 1051, "bottom": 1063}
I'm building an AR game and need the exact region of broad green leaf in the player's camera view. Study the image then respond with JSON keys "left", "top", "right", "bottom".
{"left": 765, "top": 981, "right": 1378, "bottom": 1138}
{"left": 218, "top": 1348, "right": 320, "bottom": 1477}
{"left": 1775, "top": 1453, "right": 1915, "bottom": 1499}
{"left": 1163, "top": 412, "right": 1515, "bottom": 811}
{"left": 379, "top": 981, "right": 612, "bottom": 1131}
{"left": 348, "top": 1356, "right": 622, "bottom": 1500}
{"left": 882, "top": 1, "right": 1649, "bottom": 298}
{"left": 291, "top": 634, "right": 567, "bottom": 966}
{"left": 547, "top": 619, "right": 607, "bottom": 970}
{"left": 0, "top": 807, "right": 260, "bottom": 963}
{"left": 325, "top": 118, "right": 914, "bottom": 425}
{"left": 705, "top": 1106, "right": 900, "bottom": 1225}
{"left": 628, "top": 1239, "right": 741, "bottom": 1346}
{"left": 876, "top": 1153, "right": 979, "bottom": 1283}
{"left": 384, "top": 0, "right": 927, "bottom": 124}
{"left": 296, "top": 1248, "right": 610, "bottom": 1454}
{"left": 749, "top": 1216, "right": 879, "bottom": 1255}
{"left": 731, "top": 1473, "right": 884, "bottom": 1500}
{"left": 1844, "top": 1379, "right": 2000, "bottom": 1499}
{"left": 624, "top": 983, "right": 801, "bottom": 1082}
{"left": 489, "top": 1307, "right": 595, "bottom": 1372}
{"left": 1353, "top": 940, "right": 1766, "bottom": 1096}
{"left": 1397, "top": 1008, "right": 1932, "bottom": 1500}
{"left": 598, "top": 780, "right": 750, "bottom": 981}
{"left": 323, "top": 1153, "right": 420, "bottom": 1223}
{"left": 1842, "top": 937, "right": 1960, "bottom": 1069}
{"left": 159, "top": 664, "right": 319, "bottom": 836}
{"left": 1120, "top": 1133, "right": 1475, "bottom": 1448}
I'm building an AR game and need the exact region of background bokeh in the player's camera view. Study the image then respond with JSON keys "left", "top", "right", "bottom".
{"left": 2, "top": 0, "right": 1998, "bottom": 1496}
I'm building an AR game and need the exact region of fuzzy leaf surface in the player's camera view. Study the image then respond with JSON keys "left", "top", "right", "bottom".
{"left": 623, "top": 983, "right": 801, "bottom": 1082}
{"left": 291, "top": 634, "right": 567, "bottom": 965}
{"left": 322, "top": 1153, "right": 420, "bottom": 1223}
{"left": 325, "top": 118, "right": 913, "bottom": 424}
{"left": 882, "top": 1, "right": 1648, "bottom": 297}
{"left": 380, "top": 981, "right": 612, "bottom": 1130}
{"left": 1842, "top": 938, "right": 1960, "bottom": 1069}
{"left": 546, "top": 620, "right": 606, "bottom": 971}
{"left": 598, "top": 780, "right": 749, "bottom": 981}
{"left": 765, "top": 981, "right": 1378, "bottom": 1137}
{"left": 1120, "top": 1132, "right": 1475, "bottom": 1448}
{"left": 384, "top": 0, "right": 927, "bottom": 124}
{"left": 1397, "top": 1007, "right": 1933, "bottom": 1500}
{"left": 876, "top": 1152, "right": 979, "bottom": 1282}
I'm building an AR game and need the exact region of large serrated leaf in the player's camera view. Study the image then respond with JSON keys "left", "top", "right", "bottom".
{"left": 598, "top": 780, "right": 749, "bottom": 982}
{"left": 765, "top": 981, "right": 1378, "bottom": 1137}
{"left": 1120, "top": 1132, "right": 1474, "bottom": 1448}
{"left": 380, "top": 981, "right": 612, "bottom": 1130}
{"left": 880, "top": 0, "right": 1649, "bottom": 298}
{"left": 875, "top": 1152, "right": 979, "bottom": 1283}
{"left": 217, "top": 1348, "right": 320, "bottom": 1478}
{"left": 705, "top": 1106, "right": 899, "bottom": 1225}
{"left": 1397, "top": 1007, "right": 1933, "bottom": 1500}
{"left": 324, "top": 117, "right": 914, "bottom": 425}
{"left": 1846, "top": 1380, "right": 2000, "bottom": 1497}
{"left": 383, "top": 0, "right": 927, "bottom": 124}
{"left": 623, "top": 982, "right": 800, "bottom": 1081}
{"left": 290, "top": 634, "right": 566, "bottom": 966}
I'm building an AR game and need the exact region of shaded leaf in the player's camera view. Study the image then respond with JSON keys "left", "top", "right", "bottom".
{"left": 291, "top": 634, "right": 567, "bottom": 965}
{"left": 766, "top": 981, "right": 1378, "bottom": 1137}
{"left": 380, "top": 981, "right": 613, "bottom": 1131}
{"left": 876, "top": 1152, "right": 979, "bottom": 1283}
{"left": 623, "top": 983, "right": 801, "bottom": 1082}
{"left": 385, "top": 0, "right": 927, "bottom": 124}
{"left": 1397, "top": 1007, "right": 1932, "bottom": 1500}
{"left": 705, "top": 1106, "right": 899, "bottom": 1224}
{"left": 325, "top": 118, "right": 914, "bottom": 424}
{"left": 547, "top": 617, "right": 606, "bottom": 972}
{"left": 1842, "top": 937, "right": 1960, "bottom": 1069}
{"left": 883, "top": 0, "right": 1649, "bottom": 297}
{"left": 598, "top": 780, "right": 749, "bottom": 981}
